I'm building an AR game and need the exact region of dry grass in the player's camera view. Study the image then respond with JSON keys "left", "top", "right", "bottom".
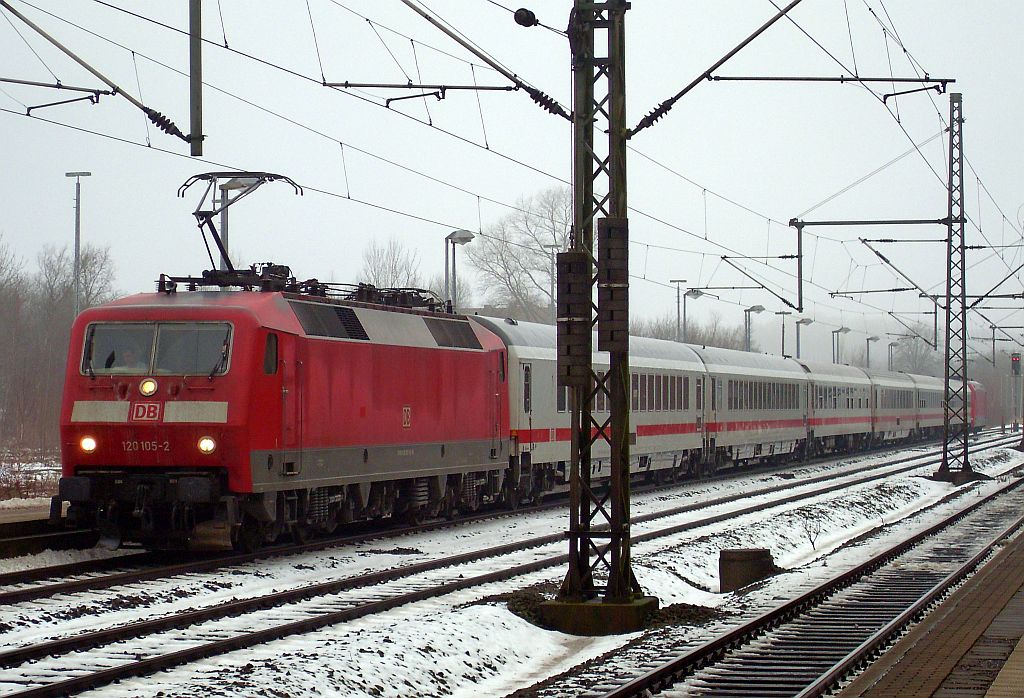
{"left": 0, "top": 449, "right": 60, "bottom": 500}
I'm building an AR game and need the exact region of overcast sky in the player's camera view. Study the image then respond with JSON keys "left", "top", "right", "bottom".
{"left": 1, "top": 1, "right": 1021, "bottom": 364}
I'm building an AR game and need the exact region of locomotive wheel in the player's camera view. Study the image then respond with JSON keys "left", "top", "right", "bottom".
{"left": 291, "top": 522, "right": 311, "bottom": 545}
{"left": 234, "top": 516, "right": 265, "bottom": 554}
{"left": 441, "top": 490, "right": 458, "bottom": 520}
{"left": 405, "top": 506, "right": 425, "bottom": 526}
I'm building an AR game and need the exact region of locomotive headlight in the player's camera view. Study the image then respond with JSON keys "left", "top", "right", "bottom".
{"left": 197, "top": 436, "right": 217, "bottom": 454}
{"left": 139, "top": 378, "right": 158, "bottom": 397}
{"left": 80, "top": 436, "right": 97, "bottom": 453}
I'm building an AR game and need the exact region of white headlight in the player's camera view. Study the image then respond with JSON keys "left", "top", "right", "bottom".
{"left": 197, "top": 436, "right": 217, "bottom": 454}
{"left": 139, "top": 378, "right": 158, "bottom": 397}
{"left": 80, "top": 436, "right": 97, "bottom": 453}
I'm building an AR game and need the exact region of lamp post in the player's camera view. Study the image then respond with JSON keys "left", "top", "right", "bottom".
{"left": 743, "top": 304, "right": 765, "bottom": 352}
{"left": 65, "top": 171, "right": 91, "bottom": 317}
{"left": 795, "top": 317, "right": 813, "bottom": 359}
{"left": 543, "top": 244, "right": 559, "bottom": 322}
{"left": 217, "top": 176, "right": 260, "bottom": 271}
{"left": 831, "top": 326, "right": 851, "bottom": 363}
{"left": 886, "top": 334, "right": 915, "bottom": 371}
{"left": 683, "top": 289, "right": 706, "bottom": 344}
{"left": 444, "top": 229, "right": 475, "bottom": 311}
{"left": 775, "top": 310, "right": 792, "bottom": 356}
{"left": 865, "top": 335, "right": 879, "bottom": 368}
{"left": 670, "top": 278, "right": 687, "bottom": 342}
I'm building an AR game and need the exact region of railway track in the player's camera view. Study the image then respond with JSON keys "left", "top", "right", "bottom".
{"left": 0, "top": 428, "right": 1003, "bottom": 568}
{"left": 0, "top": 435, "right": 1016, "bottom": 697}
{"left": 555, "top": 470, "right": 1024, "bottom": 697}
{"left": 0, "top": 431, "right": 1006, "bottom": 609}
{"left": 0, "top": 519, "right": 98, "bottom": 561}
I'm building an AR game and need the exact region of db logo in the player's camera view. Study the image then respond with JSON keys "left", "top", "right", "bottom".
{"left": 130, "top": 402, "right": 162, "bottom": 422}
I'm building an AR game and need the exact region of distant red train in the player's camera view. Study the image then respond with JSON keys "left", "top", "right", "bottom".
{"left": 55, "top": 271, "right": 987, "bottom": 550}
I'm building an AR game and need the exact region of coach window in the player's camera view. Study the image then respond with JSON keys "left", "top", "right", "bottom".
{"left": 522, "top": 364, "right": 532, "bottom": 414}
{"left": 632, "top": 373, "right": 640, "bottom": 411}
{"left": 683, "top": 376, "right": 690, "bottom": 410}
{"left": 654, "top": 375, "right": 663, "bottom": 411}
{"left": 557, "top": 383, "right": 566, "bottom": 413}
{"left": 263, "top": 333, "right": 278, "bottom": 374}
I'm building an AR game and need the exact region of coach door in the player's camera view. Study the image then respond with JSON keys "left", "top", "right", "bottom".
{"left": 488, "top": 353, "right": 503, "bottom": 459}
{"left": 280, "top": 336, "right": 304, "bottom": 476}
{"left": 521, "top": 362, "right": 534, "bottom": 450}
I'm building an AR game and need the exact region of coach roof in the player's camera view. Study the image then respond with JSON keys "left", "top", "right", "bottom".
{"left": 470, "top": 316, "right": 707, "bottom": 370}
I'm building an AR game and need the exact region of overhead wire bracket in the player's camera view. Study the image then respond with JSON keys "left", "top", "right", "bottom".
{"left": 720, "top": 256, "right": 798, "bottom": 310}
{"left": 26, "top": 93, "right": 98, "bottom": 115}
{"left": 399, "top": 0, "right": 569, "bottom": 120}
{"left": 0, "top": 0, "right": 190, "bottom": 147}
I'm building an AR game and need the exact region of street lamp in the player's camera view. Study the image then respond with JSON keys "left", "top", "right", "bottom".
{"left": 743, "top": 304, "right": 765, "bottom": 352}
{"left": 865, "top": 335, "right": 880, "bottom": 368}
{"left": 775, "top": 310, "right": 792, "bottom": 356}
{"left": 65, "top": 171, "right": 91, "bottom": 317}
{"left": 217, "top": 176, "right": 260, "bottom": 271}
{"left": 795, "top": 317, "right": 813, "bottom": 359}
{"left": 444, "top": 229, "right": 475, "bottom": 311}
{"left": 670, "top": 279, "right": 687, "bottom": 342}
{"left": 831, "top": 326, "right": 851, "bottom": 363}
{"left": 683, "top": 289, "right": 706, "bottom": 344}
{"left": 886, "top": 333, "right": 914, "bottom": 371}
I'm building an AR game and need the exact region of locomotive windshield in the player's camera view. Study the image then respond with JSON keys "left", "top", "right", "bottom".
{"left": 83, "top": 322, "right": 232, "bottom": 376}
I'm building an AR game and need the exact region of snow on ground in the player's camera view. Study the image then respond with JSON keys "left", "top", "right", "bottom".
{"left": 0, "top": 439, "right": 968, "bottom": 648}
{"left": 0, "top": 496, "right": 53, "bottom": 511}
{"left": 0, "top": 547, "right": 136, "bottom": 576}
{"left": 67, "top": 444, "right": 1024, "bottom": 698}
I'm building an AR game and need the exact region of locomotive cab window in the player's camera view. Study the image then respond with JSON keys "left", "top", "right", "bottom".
{"left": 82, "top": 322, "right": 232, "bottom": 376}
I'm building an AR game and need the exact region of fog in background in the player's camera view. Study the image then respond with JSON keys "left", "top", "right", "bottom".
{"left": 2, "top": 1, "right": 1022, "bottom": 369}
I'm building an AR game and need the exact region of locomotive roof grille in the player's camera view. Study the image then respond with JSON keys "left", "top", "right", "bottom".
{"left": 289, "top": 301, "right": 370, "bottom": 340}
{"left": 424, "top": 317, "right": 483, "bottom": 350}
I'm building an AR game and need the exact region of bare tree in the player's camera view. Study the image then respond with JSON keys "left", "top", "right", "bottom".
{"left": 0, "top": 242, "right": 117, "bottom": 452}
{"left": 891, "top": 325, "right": 942, "bottom": 376}
{"left": 359, "top": 237, "right": 422, "bottom": 289}
{"left": 631, "top": 311, "right": 749, "bottom": 350}
{"left": 466, "top": 187, "right": 571, "bottom": 323}
{"left": 79, "top": 245, "right": 117, "bottom": 307}
{"left": 420, "top": 272, "right": 476, "bottom": 311}
{"left": 801, "top": 515, "right": 824, "bottom": 550}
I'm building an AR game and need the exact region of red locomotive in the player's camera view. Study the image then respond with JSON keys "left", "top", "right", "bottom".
{"left": 57, "top": 280, "right": 511, "bottom": 549}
